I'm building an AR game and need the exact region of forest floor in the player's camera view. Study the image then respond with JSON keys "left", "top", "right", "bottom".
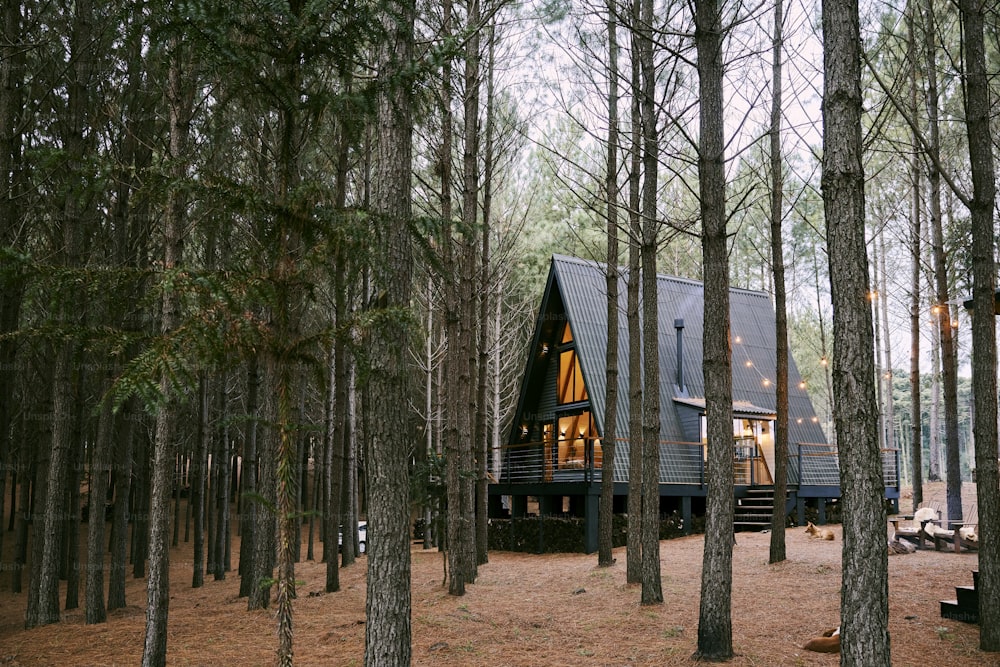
{"left": 0, "top": 481, "right": 995, "bottom": 666}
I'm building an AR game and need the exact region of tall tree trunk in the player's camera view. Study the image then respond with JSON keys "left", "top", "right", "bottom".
{"left": 107, "top": 400, "right": 135, "bottom": 611}
{"left": 460, "top": 0, "right": 482, "bottom": 585}
{"left": 11, "top": 454, "right": 32, "bottom": 594}
{"left": 326, "top": 248, "right": 349, "bottom": 591}
{"left": 765, "top": 0, "right": 789, "bottom": 564}
{"left": 767, "top": 0, "right": 790, "bottom": 565}
{"left": 822, "top": 0, "right": 889, "bottom": 661}
{"left": 638, "top": 0, "right": 661, "bottom": 607}
{"left": 34, "top": 0, "right": 93, "bottom": 628}
{"left": 440, "top": 0, "right": 465, "bottom": 597}
{"left": 0, "top": 0, "right": 26, "bottom": 571}
{"left": 141, "top": 34, "right": 193, "bottom": 666}
{"left": 958, "top": 0, "right": 999, "bottom": 649}
{"left": 365, "top": 0, "right": 415, "bottom": 662}
{"left": 928, "top": 316, "right": 941, "bottom": 479}
{"left": 248, "top": 358, "right": 277, "bottom": 611}
{"left": 475, "top": 17, "right": 494, "bottom": 569}
{"left": 906, "top": 0, "right": 923, "bottom": 509}
{"left": 193, "top": 376, "right": 209, "bottom": 588}
{"left": 214, "top": 377, "right": 231, "bottom": 580}
{"left": 85, "top": 379, "right": 115, "bottom": 624}
{"left": 877, "top": 231, "right": 896, "bottom": 471}
{"left": 625, "top": 0, "right": 643, "bottom": 584}
{"left": 26, "top": 407, "right": 51, "bottom": 625}
{"left": 131, "top": 429, "right": 149, "bottom": 580}
{"left": 342, "top": 360, "right": 359, "bottom": 566}
{"left": 239, "top": 358, "right": 259, "bottom": 598}
{"left": 598, "top": 0, "right": 620, "bottom": 569}
{"left": 694, "top": 0, "right": 733, "bottom": 656}
{"left": 921, "top": 0, "right": 961, "bottom": 522}
{"left": 64, "top": 369, "right": 85, "bottom": 611}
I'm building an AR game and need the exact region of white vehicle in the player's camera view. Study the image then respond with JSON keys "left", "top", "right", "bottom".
{"left": 338, "top": 521, "right": 367, "bottom": 554}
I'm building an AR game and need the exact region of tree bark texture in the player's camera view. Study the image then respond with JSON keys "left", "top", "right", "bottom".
{"left": 921, "top": 0, "right": 962, "bottom": 522}
{"left": 598, "top": 0, "right": 620, "bottom": 569}
{"left": 461, "top": 0, "right": 483, "bottom": 583}
{"left": 85, "top": 379, "right": 115, "bottom": 624}
{"left": 33, "top": 0, "right": 93, "bottom": 629}
{"left": 141, "top": 34, "right": 191, "bottom": 666}
{"left": 107, "top": 401, "right": 135, "bottom": 611}
{"left": 767, "top": 0, "right": 789, "bottom": 565}
{"left": 638, "top": 0, "right": 662, "bottom": 607}
{"left": 694, "top": 0, "right": 733, "bottom": 657}
{"left": 624, "top": 0, "right": 643, "bottom": 585}
{"left": 0, "top": 0, "right": 26, "bottom": 576}
{"left": 958, "top": 0, "right": 999, "bottom": 649}
{"left": 238, "top": 358, "right": 259, "bottom": 598}
{"left": 906, "top": 0, "right": 922, "bottom": 509}
{"left": 822, "top": 0, "right": 890, "bottom": 663}
{"left": 365, "top": 0, "right": 415, "bottom": 663}
{"left": 193, "top": 376, "right": 209, "bottom": 588}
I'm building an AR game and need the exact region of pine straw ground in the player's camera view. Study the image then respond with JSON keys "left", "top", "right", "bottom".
{"left": 1, "top": 482, "right": 995, "bottom": 667}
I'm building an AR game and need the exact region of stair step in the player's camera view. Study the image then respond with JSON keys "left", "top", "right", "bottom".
{"left": 956, "top": 585, "right": 978, "bottom": 607}
{"left": 940, "top": 600, "right": 978, "bottom": 624}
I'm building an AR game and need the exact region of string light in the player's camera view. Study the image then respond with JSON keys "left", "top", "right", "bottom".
{"left": 731, "top": 330, "right": 815, "bottom": 429}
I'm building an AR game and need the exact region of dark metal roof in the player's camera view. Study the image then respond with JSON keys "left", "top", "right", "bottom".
{"left": 674, "top": 397, "right": 777, "bottom": 419}
{"left": 543, "top": 254, "right": 833, "bottom": 483}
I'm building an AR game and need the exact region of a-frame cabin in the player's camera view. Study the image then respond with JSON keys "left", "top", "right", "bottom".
{"left": 488, "top": 255, "right": 900, "bottom": 552}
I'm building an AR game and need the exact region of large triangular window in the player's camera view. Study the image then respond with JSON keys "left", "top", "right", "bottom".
{"left": 557, "top": 323, "right": 587, "bottom": 404}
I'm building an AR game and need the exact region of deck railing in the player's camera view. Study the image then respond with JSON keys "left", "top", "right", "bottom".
{"left": 490, "top": 439, "right": 900, "bottom": 489}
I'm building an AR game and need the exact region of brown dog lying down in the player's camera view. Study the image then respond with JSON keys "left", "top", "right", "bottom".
{"left": 803, "top": 626, "right": 840, "bottom": 653}
{"left": 804, "top": 521, "right": 835, "bottom": 540}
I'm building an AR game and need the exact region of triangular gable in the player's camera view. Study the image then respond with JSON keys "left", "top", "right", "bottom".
{"left": 508, "top": 254, "right": 833, "bottom": 485}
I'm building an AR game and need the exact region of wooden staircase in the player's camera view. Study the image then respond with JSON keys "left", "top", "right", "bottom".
{"left": 940, "top": 570, "right": 979, "bottom": 624}
{"left": 734, "top": 488, "right": 776, "bottom": 531}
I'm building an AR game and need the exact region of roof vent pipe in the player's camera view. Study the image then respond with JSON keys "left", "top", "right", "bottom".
{"left": 674, "top": 319, "right": 685, "bottom": 393}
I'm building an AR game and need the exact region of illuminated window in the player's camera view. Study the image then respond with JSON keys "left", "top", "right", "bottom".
{"left": 558, "top": 349, "right": 587, "bottom": 404}
{"left": 561, "top": 322, "right": 574, "bottom": 344}
{"left": 554, "top": 412, "right": 601, "bottom": 470}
